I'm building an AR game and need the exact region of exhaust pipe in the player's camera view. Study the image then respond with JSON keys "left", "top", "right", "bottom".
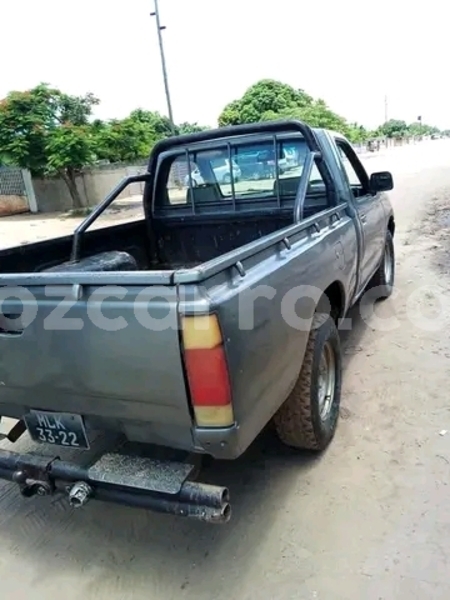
{"left": 178, "top": 481, "right": 230, "bottom": 510}
{"left": 201, "top": 503, "right": 231, "bottom": 524}
{"left": 94, "top": 487, "right": 232, "bottom": 523}
{"left": 66, "top": 480, "right": 231, "bottom": 522}
{"left": 68, "top": 482, "right": 92, "bottom": 508}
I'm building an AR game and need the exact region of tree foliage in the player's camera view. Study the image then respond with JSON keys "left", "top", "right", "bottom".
{"left": 377, "top": 118, "right": 439, "bottom": 139}
{"left": 219, "top": 80, "right": 313, "bottom": 126}
{"left": 218, "top": 79, "right": 369, "bottom": 142}
{"left": 376, "top": 119, "right": 408, "bottom": 139}
{"left": 0, "top": 83, "right": 99, "bottom": 207}
{"left": 218, "top": 79, "right": 443, "bottom": 144}
{"left": 0, "top": 84, "right": 209, "bottom": 208}
{"left": 93, "top": 110, "right": 171, "bottom": 164}
{"left": 93, "top": 110, "right": 209, "bottom": 164}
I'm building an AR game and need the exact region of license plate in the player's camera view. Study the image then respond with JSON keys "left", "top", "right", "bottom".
{"left": 24, "top": 410, "right": 90, "bottom": 449}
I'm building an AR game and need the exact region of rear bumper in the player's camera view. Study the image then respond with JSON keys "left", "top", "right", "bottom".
{"left": 0, "top": 405, "right": 248, "bottom": 460}
{"left": 0, "top": 447, "right": 231, "bottom": 524}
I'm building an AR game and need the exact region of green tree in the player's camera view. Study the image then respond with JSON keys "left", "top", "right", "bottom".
{"left": 218, "top": 79, "right": 368, "bottom": 141}
{"left": 93, "top": 118, "right": 152, "bottom": 164}
{"left": 94, "top": 109, "right": 174, "bottom": 164}
{"left": 377, "top": 119, "right": 409, "bottom": 139}
{"left": 177, "top": 122, "right": 209, "bottom": 134}
{"left": 93, "top": 111, "right": 210, "bottom": 164}
{"left": 218, "top": 80, "right": 313, "bottom": 126}
{"left": 346, "top": 123, "right": 370, "bottom": 144}
{"left": 407, "top": 122, "right": 439, "bottom": 137}
{"left": 128, "top": 109, "right": 174, "bottom": 138}
{"left": 0, "top": 83, "right": 98, "bottom": 208}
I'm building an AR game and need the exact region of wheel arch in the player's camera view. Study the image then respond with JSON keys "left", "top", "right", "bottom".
{"left": 317, "top": 280, "right": 346, "bottom": 323}
{"left": 388, "top": 215, "right": 395, "bottom": 237}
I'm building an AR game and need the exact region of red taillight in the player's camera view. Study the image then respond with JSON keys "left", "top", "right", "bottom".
{"left": 181, "top": 315, "right": 234, "bottom": 427}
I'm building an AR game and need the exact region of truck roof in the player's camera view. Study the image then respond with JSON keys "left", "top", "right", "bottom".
{"left": 158, "top": 124, "right": 348, "bottom": 155}
{"left": 148, "top": 120, "right": 350, "bottom": 172}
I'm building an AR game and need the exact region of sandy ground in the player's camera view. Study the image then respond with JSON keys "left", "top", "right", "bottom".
{"left": 1, "top": 140, "right": 450, "bottom": 598}
{"left": 0, "top": 199, "right": 145, "bottom": 250}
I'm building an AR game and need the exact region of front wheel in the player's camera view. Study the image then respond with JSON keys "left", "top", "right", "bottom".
{"left": 273, "top": 314, "right": 342, "bottom": 451}
{"left": 367, "top": 229, "right": 395, "bottom": 299}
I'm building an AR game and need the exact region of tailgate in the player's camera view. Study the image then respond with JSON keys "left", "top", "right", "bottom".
{"left": 0, "top": 283, "right": 193, "bottom": 428}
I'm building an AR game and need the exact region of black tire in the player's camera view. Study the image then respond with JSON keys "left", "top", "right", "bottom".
{"left": 366, "top": 230, "right": 395, "bottom": 299}
{"left": 273, "top": 314, "right": 342, "bottom": 451}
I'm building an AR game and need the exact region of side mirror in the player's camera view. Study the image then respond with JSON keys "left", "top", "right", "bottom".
{"left": 369, "top": 171, "right": 394, "bottom": 193}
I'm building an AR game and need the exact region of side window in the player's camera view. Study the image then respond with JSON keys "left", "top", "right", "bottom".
{"left": 336, "top": 142, "right": 368, "bottom": 197}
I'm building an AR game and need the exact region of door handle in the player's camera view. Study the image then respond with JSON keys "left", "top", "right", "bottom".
{"left": 360, "top": 213, "right": 367, "bottom": 224}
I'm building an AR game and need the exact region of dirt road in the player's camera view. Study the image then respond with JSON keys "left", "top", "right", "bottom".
{"left": 1, "top": 141, "right": 450, "bottom": 599}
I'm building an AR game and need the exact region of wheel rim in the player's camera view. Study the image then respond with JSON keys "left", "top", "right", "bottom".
{"left": 318, "top": 342, "right": 336, "bottom": 421}
{"left": 383, "top": 239, "right": 393, "bottom": 284}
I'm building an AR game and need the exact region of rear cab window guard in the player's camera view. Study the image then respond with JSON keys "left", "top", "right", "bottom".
{"left": 153, "top": 133, "right": 338, "bottom": 220}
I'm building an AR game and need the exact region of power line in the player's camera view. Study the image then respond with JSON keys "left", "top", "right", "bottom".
{"left": 150, "top": 0, "right": 175, "bottom": 133}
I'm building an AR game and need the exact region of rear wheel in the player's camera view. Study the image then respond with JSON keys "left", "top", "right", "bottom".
{"left": 367, "top": 230, "right": 395, "bottom": 299}
{"left": 273, "top": 314, "right": 342, "bottom": 451}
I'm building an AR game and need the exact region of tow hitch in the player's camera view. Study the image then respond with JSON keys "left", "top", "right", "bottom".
{"left": 13, "top": 467, "right": 54, "bottom": 498}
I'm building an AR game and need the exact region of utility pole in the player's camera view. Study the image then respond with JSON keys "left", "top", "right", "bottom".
{"left": 150, "top": 0, "right": 175, "bottom": 132}
{"left": 384, "top": 94, "right": 388, "bottom": 123}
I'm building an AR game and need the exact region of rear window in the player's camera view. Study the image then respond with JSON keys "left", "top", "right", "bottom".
{"left": 162, "top": 136, "right": 328, "bottom": 212}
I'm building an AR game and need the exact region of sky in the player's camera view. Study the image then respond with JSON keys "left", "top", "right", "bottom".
{"left": 2, "top": 0, "right": 449, "bottom": 129}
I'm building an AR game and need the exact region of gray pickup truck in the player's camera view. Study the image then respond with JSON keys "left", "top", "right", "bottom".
{"left": 0, "top": 120, "right": 395, "bottom": 523}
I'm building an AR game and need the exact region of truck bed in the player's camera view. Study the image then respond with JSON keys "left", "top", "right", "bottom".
{"left": 0, "top": 212, "right": 296, "bottom": 274}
